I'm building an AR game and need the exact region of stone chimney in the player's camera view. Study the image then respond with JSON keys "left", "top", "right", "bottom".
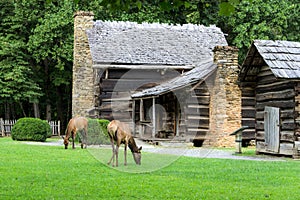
{"left": 72, "top": 11, "right": 94, "bottom": 117}
{"left": 207, "top": 46, "right": 241, "bottom": 147}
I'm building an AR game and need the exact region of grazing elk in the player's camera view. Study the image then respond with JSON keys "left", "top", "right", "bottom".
{"left": 63, "top": 116, "right": 88, "bottom": 149}
{"left": 107, "top": 120, "right": 142, "bottom": 167}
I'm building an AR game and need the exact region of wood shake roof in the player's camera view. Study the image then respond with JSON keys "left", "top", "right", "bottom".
{"left": 86, "top": 20, "right": 227, "bottom": 65}
{"left": 131, "top": 60, "right": 216, "bottom": 98}
{"left": 241, "top": 40, "right": 300, "bottom": 80}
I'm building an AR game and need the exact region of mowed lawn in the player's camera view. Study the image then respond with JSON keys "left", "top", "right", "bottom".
{"left": 0, "top": 138, "right": 299, "bottom": 200}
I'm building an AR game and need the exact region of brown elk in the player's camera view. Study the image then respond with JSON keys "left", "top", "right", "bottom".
{"left": 63, "top": 116, "right": 88, "bottom": 149}
{"left": 107, "top": 120, "right": 142, "bottom": 167}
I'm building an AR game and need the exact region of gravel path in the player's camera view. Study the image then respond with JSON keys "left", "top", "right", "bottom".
{"left": 25, "top": 139, "right": 285, "bottom": 161}
{"left": 136, "top": 140, "right": 285, "bottom": 161}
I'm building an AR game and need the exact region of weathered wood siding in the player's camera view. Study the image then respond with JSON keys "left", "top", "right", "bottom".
{"left": 186, "top": 83, "right": 210, "bottom": 141}
{"left": 241, "top": 83, "right": 256, "bottom": 140}
{"left": 97, "top": 67, "right": 180, "bottom": 123}
{"left": 255, "top": 66, "right": 296, "bottom": 156}
{"left": 295, "top": 82, "right": 300, "bottom": 141}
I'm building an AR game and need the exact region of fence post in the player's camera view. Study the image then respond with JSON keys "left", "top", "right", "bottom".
{"left": 0, "top": 118, "right": 4, "bottom": 137}
{"left": 58, "top": 121, "right": 61, "bottom": 136}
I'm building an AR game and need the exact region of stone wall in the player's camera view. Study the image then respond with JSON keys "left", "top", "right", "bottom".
{"left": 72, "top": 11, "right": 95, "bottom": 117}
{"left": 207, "top": 46, "right": 241, "bottom": 147}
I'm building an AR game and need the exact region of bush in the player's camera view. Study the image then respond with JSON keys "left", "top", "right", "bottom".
{"left": 85, "top": 118, "right": 110, "bottom": 145}
{"left": 11, "top": 118, "right": 51, "bottom": 142}
{"left": 98, "top": 119, "right": 110, "bottom": 137}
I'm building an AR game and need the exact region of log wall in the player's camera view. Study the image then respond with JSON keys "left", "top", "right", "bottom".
{"left": 96, "top": 67, "right": 181, "bottom": 123}
{"left": 186, "top": 83, "right": 210, "bottom": 141}
{"left": 255, "top": 66, "right": 297, "bottom": 156}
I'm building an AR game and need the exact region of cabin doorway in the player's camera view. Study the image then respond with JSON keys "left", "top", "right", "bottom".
{"left": 264, "top": 106, "right": 280, "bottom": 153}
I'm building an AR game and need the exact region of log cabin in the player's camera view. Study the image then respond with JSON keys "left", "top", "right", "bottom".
{"left": 72, "top": 11, "right": 241, "bottom": 147}
{"left": 239, "top": 40, "right": 300, "bottom": 158}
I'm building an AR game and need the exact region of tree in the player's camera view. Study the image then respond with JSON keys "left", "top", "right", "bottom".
{"left": 0, "top": 0, "right": 42, "bottom": 119}
{"left": 28, "top": 1, "right": 74, "bottom": 122}
{"left": 227, "top": 0, "right": 300, "bottom": 63}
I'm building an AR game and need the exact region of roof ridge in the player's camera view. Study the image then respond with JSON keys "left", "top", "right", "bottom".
{"left": 94, "top": 20, "right": 220, "bottom": 31}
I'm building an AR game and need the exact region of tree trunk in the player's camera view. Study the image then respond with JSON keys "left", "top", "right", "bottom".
{"left": 44, "top": 59, "right": 51, "bottom": 121}
{"left": 33, "top": 102, "right": 40, "bottom": 118}
{"left": 46, "top": 104, "right": 51, "bottom": 121}
{"left": 18, "top": 102, "right": 27, "bottom": 117}
{"left": 4, "top": 101, "right": 10, "bottom": 119}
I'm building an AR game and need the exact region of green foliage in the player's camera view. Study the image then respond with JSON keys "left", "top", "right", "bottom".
{"left": 86, "top": 118, "right": 110, "bottom": 145}
{"left": 11, "top": 118, "right": 51, "bottom": 142}
{"left": 97, "top": 119, "right": 110, "bottom": 137}
{"left": 227, "top": 0, "right": 300, "bottom": 63}
{"left": 0, "top": 0, "right": 298, "bottom": 120}
{"left": 0, "top": 1, "right": 42, "bottom": 104}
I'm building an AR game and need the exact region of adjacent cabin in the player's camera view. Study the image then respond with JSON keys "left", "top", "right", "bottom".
{"left": 72, "top": 11, "right": 241, "bottom": 147}
{"left": 239, "top": 40, "right": 300, "bottom": 157}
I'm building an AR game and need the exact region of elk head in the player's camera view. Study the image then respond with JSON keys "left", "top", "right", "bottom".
{"left": 62, "top": 136, "right": 69, "bottom": 149}
{"left": 132, "top": 146, "right": 142, "bottom": 165}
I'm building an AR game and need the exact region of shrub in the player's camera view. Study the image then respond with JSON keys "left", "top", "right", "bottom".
{"left": 98, "top": 119, "right": 110, "bottom": 137}
{"left": 85, "top": 118, "right": 110, "bottom": 145}
{"left": 11, "top": 118, "right": 51, "bottom": 142}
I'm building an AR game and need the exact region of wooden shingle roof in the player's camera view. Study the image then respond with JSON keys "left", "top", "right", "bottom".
{"left": 131, "top": 60, "right": 216, "bottom": 98}
{"left": 86, "top": 21, "right": 227, "bottom": 65}
{"left": 240, "top": 40, "right": 300, "bottom": 80}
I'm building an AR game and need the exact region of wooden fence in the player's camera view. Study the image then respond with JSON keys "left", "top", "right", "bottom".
{"left": 0, "top": 118, "right": 60, "bottom": 137}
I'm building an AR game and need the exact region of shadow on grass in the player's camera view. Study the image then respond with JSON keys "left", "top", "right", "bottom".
{"left": 88, "top": 147, "right": 181, "bottom": 173}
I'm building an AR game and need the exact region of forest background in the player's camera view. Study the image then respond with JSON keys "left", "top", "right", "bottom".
{"left": 0, "top": 0, "right": 299, "bottom": 131}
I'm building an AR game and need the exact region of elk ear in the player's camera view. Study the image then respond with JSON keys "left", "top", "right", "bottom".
{"left": 139, "top": 146, "right": 142, "bottom": 151}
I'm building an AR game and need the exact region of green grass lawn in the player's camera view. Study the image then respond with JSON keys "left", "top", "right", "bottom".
{"left": 0, "top": 137, "right": 299, "bottom": 200}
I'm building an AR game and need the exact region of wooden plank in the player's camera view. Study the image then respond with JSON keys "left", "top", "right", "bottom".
{"left": 264, "top": 106, "right": 280, "bottom": 153}
{"left": 257, "top": 110, "right": 295, "bottom": 120}
{"left": 242, "top": 118, "right": 255, "bottom": 128}
{"left": 240, "top": 81, "right": 256, "bottom": 87}
{"left": 281, "top": 121, "right": 296, "bottom": 130}
{"left": 186, "top": 96, "right": 210, "bottom": 105}
{"left": 256, "top": 81, "right": 294, "bottom": 93}
{"left": 102, "top": 79, "right": 158, "bottom": 92}
{"left": 152, "top": 97, "right": 156, "bottom": 138}
{"left": 100, "top": 91, "right": 132, "bottom": 101}
{"left": 256, "top": 121, "right": 264, "bottom": 130}
{"left": 256, "top": 89, "right": 295, "bottom": 102}
{"left": 242, "top": 98, "right": 255, "bottom": 106}
{"left": 186, "top": 107, "right": 209, "bottom": 116}
{"left": 256, "top": 100, "right": 295, "bottom": 110}
{"left": 280, "top": 131, "right": 295, "bottom": 142}
{"left": 279, "top": 143, "right": 294, "bottom": 155}
{"left": 256, "top": 141, "right": 267, "bottom": 152}
{"left": 257, "top": 74, "right": 278, "bottom": 85}
{"left": 140, "top": 99, "right": 144, "bottom": 121}
{"left": 132, "top": 100, "right": 136, "bottom": 135}
{"left": 256, "top": 131, "right": 265, "bottom": 140}
{"left": 281, "top": 109, "right": 297, "bottom": 119}
{"left": 257, "top": 67, "right": 273, "bottom": 77}
{"left": 242, "top": 109, "right": 255, "bottom": 118}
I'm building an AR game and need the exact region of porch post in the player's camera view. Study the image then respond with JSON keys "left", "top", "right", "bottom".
{"left": 152, "top": 97, "right": 156, "bottom": 138}
{"left": 175, "top": 101, "right": 180, "bottom": 136}
{"left": 139, "top": 99, "right": 144, "bottom": 137}
{"left": 132, "top": 100, "right": 136, "bottom": 136}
